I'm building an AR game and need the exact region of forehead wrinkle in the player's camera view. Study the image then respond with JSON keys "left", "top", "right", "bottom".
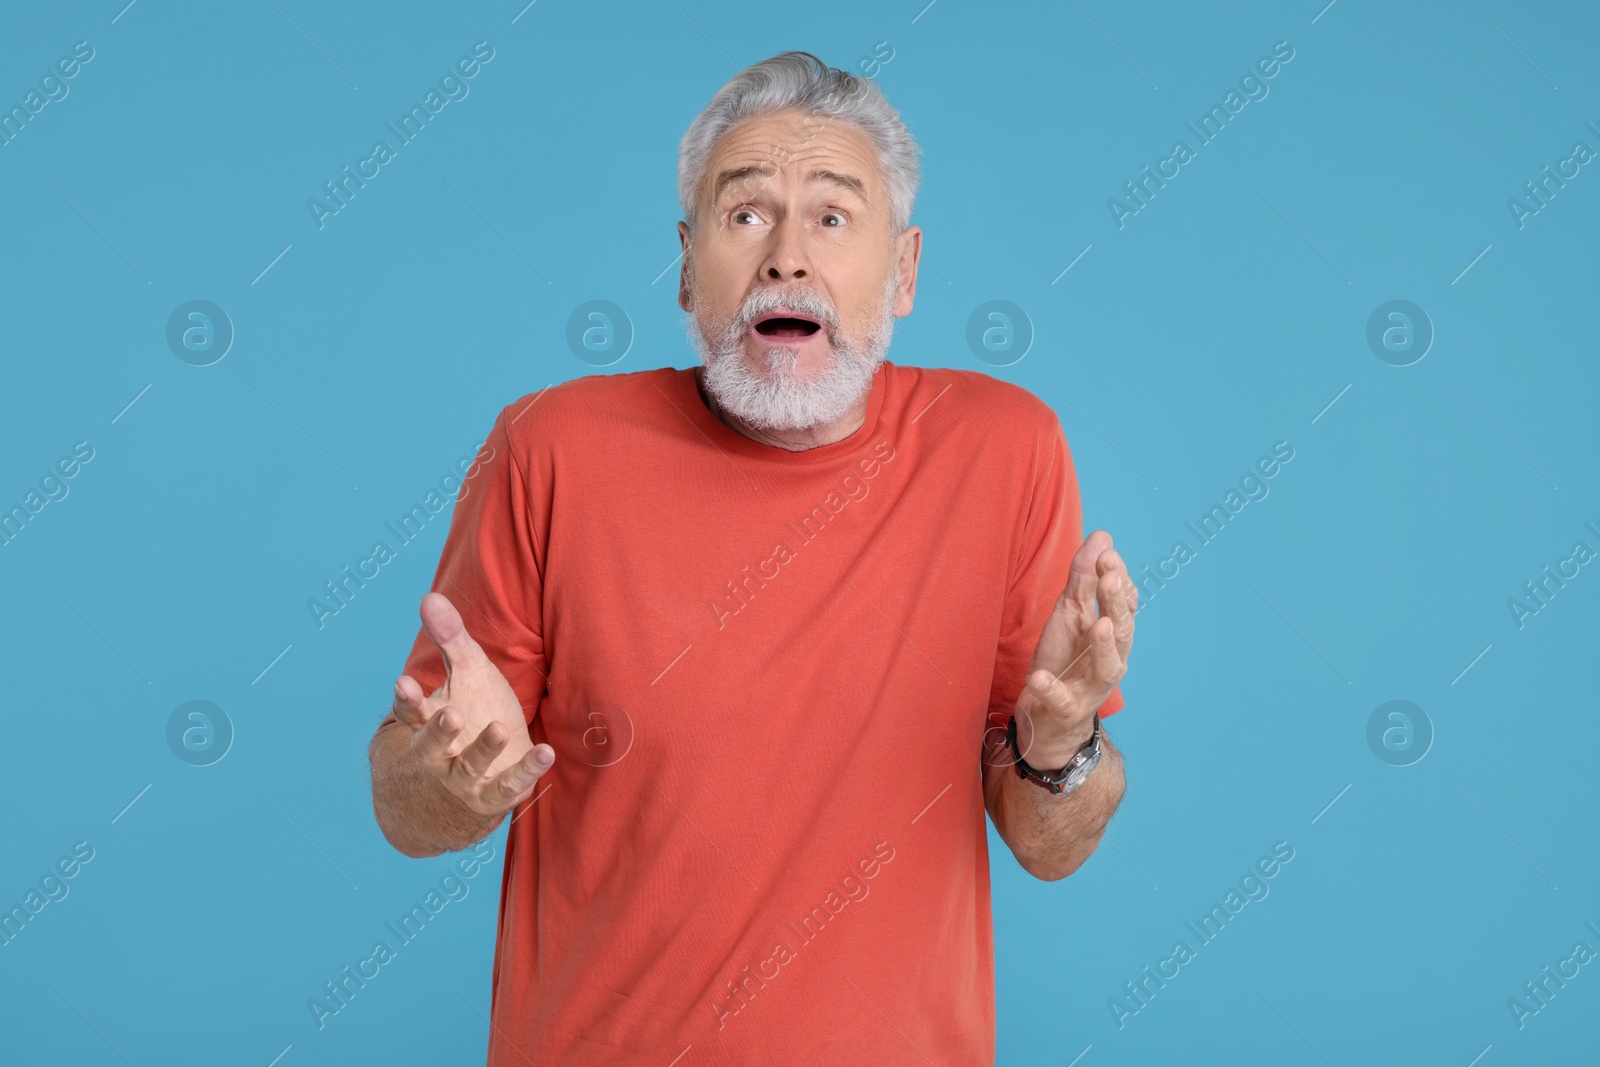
{"left": 707, "top": 115, "right": 881, "bottom": 199}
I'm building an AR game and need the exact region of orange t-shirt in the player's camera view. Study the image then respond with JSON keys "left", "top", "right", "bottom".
{"left": 400, "top": 360, "right": 1124, "bottom": 1065}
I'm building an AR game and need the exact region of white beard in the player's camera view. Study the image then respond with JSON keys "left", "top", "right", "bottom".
{"left": 686, "top": 268, "right": 899, "bottom": 432}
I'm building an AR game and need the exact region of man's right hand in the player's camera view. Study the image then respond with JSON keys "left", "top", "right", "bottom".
{"left": 391, "top": 591, "right": 554, "bottom": 817}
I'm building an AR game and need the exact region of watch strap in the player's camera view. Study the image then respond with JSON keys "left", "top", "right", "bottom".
{"left": 1006, "top": 713, "right": 1101, "bottom": 795}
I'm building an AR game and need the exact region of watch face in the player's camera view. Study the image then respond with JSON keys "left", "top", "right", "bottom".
{"left": 1066, "top": 744, "right": 1101, "bottom": 788}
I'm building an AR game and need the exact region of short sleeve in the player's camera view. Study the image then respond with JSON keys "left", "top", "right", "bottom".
{"left": 987, "top": 411, "right": 1124, "bottom": 728}
{"left": 399, "top": 404, "right": 548, "bottom": 726}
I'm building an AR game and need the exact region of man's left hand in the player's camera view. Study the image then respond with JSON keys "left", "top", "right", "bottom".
{"left": 1012, "top": 529, "right": 1136, "bottom": 771}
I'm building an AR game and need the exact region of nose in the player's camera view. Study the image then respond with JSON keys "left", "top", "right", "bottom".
{"left": 761, "top": 213, "right": 809, "bottom": 282}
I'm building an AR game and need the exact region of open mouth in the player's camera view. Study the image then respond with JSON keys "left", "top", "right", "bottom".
{"left": 752, "top": 312, "right": 824, "bottom": 339}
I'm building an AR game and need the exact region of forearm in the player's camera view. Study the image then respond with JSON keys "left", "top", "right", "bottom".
{"left": 987, "top": 731, "right": 1125, "bottom": 881}
{"left": 369, "top": 719, "right": 505, "bottom": 858}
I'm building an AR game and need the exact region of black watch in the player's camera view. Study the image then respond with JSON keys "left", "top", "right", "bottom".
{"left": 1006, "top": 713, "right": 1102, "bottom": 795}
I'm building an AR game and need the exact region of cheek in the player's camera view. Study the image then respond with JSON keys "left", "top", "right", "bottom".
{"left": 848, "top": 279, "right": 897, "bottom": 331}
{"left": 686, "top": 275, "right": 735, "bottom": 328}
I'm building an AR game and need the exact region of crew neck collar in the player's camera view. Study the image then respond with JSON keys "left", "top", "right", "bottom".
{"left": 673, "top": 361, "right": 892, "bottom": 464}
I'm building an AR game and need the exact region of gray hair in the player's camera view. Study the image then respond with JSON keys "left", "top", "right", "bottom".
{"left": 676, "top": 51, "right": 921, "bottom": 237}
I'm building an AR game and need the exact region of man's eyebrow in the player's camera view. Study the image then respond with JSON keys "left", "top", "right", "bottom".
{"left": 711, "top": 164, "right": 770, "bottom": 204}
{"left": 710, "top": 165, "right": 870, "bottom": 203}
{"left": 810, "top": 169, "right": 868, "bottom": 200}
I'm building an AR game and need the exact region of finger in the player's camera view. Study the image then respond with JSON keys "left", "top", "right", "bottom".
{"left": 419, "top": 591, "right": 486, "bottom": 685}
{"left": 1098, "top": 550, "right": 1135, "bottom": 662}
{"left": 411, "top": 703, "right": 466, "bottom": 767}
{"left": 1088, "top": 615, "right": 1124, "bottom": 687}
{"left": 1025, "top": 668, "right": 1072, "bottom": 716}
{"left": 1019, "top": 669, "right": 1093, "bottom": 760}
{"left": 1119, "top": 569, "right": 1140, "bottom": 649}
{"left": 391, "top": 675, "right": 435, "bottom": 730}
{"left": 1061, "top": 530, "right": 1113, "bottom": 614}
{"left": 453, "top": 720, "right": 509, "bottom": 781}
{"left": 1034, "top": 534, "right": 1113, "bottom": 674}
{"left": 483, "top": 745, "right": 554, "bottom": 812}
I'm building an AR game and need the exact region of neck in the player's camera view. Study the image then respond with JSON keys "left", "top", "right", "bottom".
{"left": 695, "top": 366, "right": 872, "bottom": 452}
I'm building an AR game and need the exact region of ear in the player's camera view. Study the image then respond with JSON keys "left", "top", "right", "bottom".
{"left": 676, "top": 221, "right": 693, "bottom": 313}
{"left": 892, "top": 225, "right": 922, "bottom": 318}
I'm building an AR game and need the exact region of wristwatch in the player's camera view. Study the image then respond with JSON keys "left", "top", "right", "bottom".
{"left": 1006, "top": 713, "right": 1101, "bottom": 795}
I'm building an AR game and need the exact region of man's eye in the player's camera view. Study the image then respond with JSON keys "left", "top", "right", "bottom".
{"left": 820, "top": 212, "right": 846, "bottom": 227}
{"left": 732, "top": 209, "right": 761, "bottom": 225}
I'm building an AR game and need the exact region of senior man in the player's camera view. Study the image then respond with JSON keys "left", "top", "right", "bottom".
{"left": 369, "top": 50, "right": 1137, "bottom": 1065}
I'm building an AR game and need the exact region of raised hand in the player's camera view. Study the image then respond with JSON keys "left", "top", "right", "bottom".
{"left": 391, "top": 592, "right": 554, "bottom": 817}
{"left": 1013, "top": 530, "right": 1136, "bottom": 770}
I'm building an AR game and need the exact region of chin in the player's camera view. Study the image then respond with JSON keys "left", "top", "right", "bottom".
{"left": 751, "top": 343, "right": 833, "bottom": 379}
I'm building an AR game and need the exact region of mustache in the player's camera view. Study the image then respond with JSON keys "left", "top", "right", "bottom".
{"left": 733, "top": 286, "right": 840, "bottom": 334}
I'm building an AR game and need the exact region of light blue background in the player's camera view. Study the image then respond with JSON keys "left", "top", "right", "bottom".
{"left": 2, "top": 1, "right": 1596, "bottom": 1063}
